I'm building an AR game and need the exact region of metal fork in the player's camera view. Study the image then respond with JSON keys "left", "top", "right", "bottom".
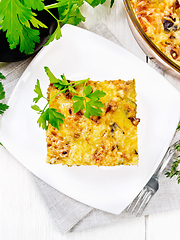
{"left": 126, "top": 140, "right": 180, "bottom": 218}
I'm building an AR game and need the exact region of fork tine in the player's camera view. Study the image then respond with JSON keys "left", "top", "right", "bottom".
{"left": 127, "top": 187, "right": 153, "bottom": 217}
{"left": 127, "top": 188, "right": 146, "bottom": 212}
{"left": 135, "top": 190, "right": 153, "bottom": 217}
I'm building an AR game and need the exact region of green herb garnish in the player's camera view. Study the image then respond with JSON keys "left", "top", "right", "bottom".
{"left": 72, "top": 84, "right": 106, "bottom": 118}
{"left": 165, "top": 123, "right": 180, "bottom": 183}
{"left": 0, "top": 73, "right": 5, "bottom": 80}
{"left": 31, "top": 66, "right": 106, "bottom": 130}
{"left": 31, "top": 78, "right": 65, "bottom": 130}
{"left": 165, "top": 157, "right": 180, "bottom": 184}
{"left": 0, "top": 0, "right": 43, "bottom": 55}
{"left": 0, "top": 0, "right": 114, "bottom": 55}
{"left": 110, "top": 0, "right": 115, "bottom": 8}
{"left": 0, "top": 73, "right": 9, "bottom": 115}
{"left": 44, "top": 66, "right": 88, "bottom": 93}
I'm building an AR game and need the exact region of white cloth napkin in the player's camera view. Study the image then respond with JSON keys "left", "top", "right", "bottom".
{"left": 1, "top": 23, "right": 180, "bottom": 235}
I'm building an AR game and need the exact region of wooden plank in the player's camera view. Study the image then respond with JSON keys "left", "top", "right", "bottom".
{"left": 146, "top": 210, "right": 180, "bottom": 240}
{"left": 80, "top": 0, "right": 146, "bottom": 61}
{"left": 0, "top": 145, "right": 146, "bottom": 239}
{"left": 63, "top": 218, "right": 145, "bottom": 240}
{"left": 0, "top": 146, "right": 62, "bottom": 240}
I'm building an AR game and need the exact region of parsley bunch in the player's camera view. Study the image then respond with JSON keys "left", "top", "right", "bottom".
{"left": 0, "top": 73, "right": 9, "bottom": 115}
{"left": 31, "top": 67, "right": 106, "bottom": 130}
{"left": 165, "top": 123, "right": 180, "bottom": 184}
{"left": 0, "top": 0, "right": 114, "bottom": 55}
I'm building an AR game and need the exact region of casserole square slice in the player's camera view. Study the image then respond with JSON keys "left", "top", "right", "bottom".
{"left": 46, "top": 79, "right": 140, "bottom": 166}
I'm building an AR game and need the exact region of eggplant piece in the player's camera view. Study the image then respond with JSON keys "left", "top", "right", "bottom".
{"left": 163, "top": 19, "right": 177, "bottom": 32}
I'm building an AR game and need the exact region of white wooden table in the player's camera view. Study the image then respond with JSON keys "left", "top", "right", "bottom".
{"left": 1, "top": 0, "right": 180, "bottom": 239}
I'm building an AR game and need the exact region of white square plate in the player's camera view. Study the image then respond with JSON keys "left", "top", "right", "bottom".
{"left": 1, "top": 24, "right": 180, "bottom": 214}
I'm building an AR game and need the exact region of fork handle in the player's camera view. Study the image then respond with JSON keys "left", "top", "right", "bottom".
{"left": 154, "top": 140, "right": 180, "bottom": 178}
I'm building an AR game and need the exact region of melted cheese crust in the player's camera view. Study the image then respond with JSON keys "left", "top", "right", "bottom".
{"left": 130, "top": 0, "right": 180, "bottom": 65}
{"left": 46, "top": 79, "right": 139, "bottom": 166}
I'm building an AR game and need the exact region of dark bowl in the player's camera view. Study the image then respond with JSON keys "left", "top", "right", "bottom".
{"left": 0, "top": 1, "right": 58, "bottom": 62}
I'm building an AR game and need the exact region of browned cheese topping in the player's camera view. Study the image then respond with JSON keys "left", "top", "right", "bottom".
{"left": 130, "top": 0, "right": 180, "bottom": 65}
{"left": 46, "top": 79, "right": 140, "bottom": 166}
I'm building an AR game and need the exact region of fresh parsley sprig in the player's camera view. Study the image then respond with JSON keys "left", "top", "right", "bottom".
{"left": 44, "top": 66, "right": 89, "bottom": 93}
{"left": 0, "top": 73, "right": 9, "bottom": 115}
{"left": 31, "top": 66, "right": 106, "bottom": 130}
{"left": 0, "top": 0, "right": 115, "bottom": 55}
{"left": 31, "top": 78, "right": 65, "bottom": 130}
{"left": 165, "top": 123, "right": 180, "bottom": 184}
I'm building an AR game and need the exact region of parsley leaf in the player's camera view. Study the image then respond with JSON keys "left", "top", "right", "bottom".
{"left": 72, "top": 96, "right": 85, "bottom": 113}
{"left": 0, "top": 103, "right": 9, "bottom": 115}
{"left": 85, "top": 0, "right": 106, "bottom": 8}
{"left": 36, "top": 107, "right": 65, "bottom": 130}
{"left": 31, "top": 104, "right": 42, "bottom": 112}
{"left": 0, "top": 73, "right": 5, "bottom": 79}
{"left": 54, "top": 74, "right": 70, "bottom": 92}
{"left": 19, "top": 27, "right": 40, "bottom": 54}
{"left": 48, "top": 108, "right": 65, "bottom": 129}
{"left": 175, "top": 143, "right": 180, "bottom": 152}
{"left": 0, "top": 73, "right": 9, "bottom": 115}
{"left": 83, "top": 85, "right": 92, "bottom": 96}
{"left": 58, "top": 0, "right": 85, "bottom": 25}
{"left": 22, "top": 0, "right": 45, "bottom": 11}
{"left": 0, "top": 0, "right": 41, "bottom": 54}
{"left": 37, "top": 108, "right": 49, "bottom": 130}
{"left": 84, "top": 101, "right": 103, "bottom": 118}
{"left": 44, "top": 21, "right": 62, "bottom": 46}
{"left": 32, "top": 78, "right": 66, "bottom": 130}
{"left": 110, "top": 0, "right": 114, "bottom": 7}
{"left": 86, "top": 89, "right": 106, "bottom": 101}
{"left": 89, "top": 100, "right": 104, "bottom": 108}
{"left": 29, "top": 13, "right": 48, "bottom": 29}
{"left": 44, "top": 66, "right": 69, "bottom": 92}
{"left": 33, "top": 79, "right": 44, "bottom": 103}
{"left": 44, "top": 66, "right": 59, "bottom": 84}
{"left": 73, "top": 84, "right": 106, "bottom": 118}
{"left": 0, "top": 84, "right": 5, "bottom": 100}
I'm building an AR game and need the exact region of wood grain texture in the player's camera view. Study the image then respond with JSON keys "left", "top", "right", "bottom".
{"left": 1, "top": 0, "right": 180, "bottom": 239}
{"left": 146, "top": 210, "right": 180, "bottom": 240}
{"left": 80, "top": 0, "right": 146, "bottom": 61}
{"left": 63, "top": 218, "right": 145, "bottom": 240}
